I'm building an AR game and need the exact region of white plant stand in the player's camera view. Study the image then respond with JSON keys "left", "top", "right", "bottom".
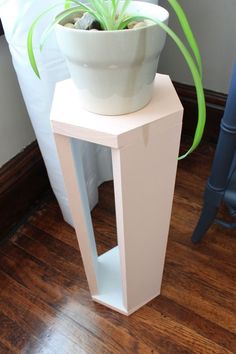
{"left": 50, "top": 74, "right": 183, "bottom": 315}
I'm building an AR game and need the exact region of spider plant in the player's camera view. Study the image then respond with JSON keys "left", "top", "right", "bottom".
{"left": 1, "top": 0, "right": 206, "bottom": 159}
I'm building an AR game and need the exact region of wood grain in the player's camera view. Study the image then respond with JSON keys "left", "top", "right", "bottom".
{"left": 0, "top": 141, "right": 50, "bottom": 241}
{"left": 0, "top": 139, "right": 235, "bottom": 353}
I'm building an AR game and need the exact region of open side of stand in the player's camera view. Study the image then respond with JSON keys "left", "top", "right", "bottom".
{"left": 93, "top": 246, "right": 127, "bottom": 314}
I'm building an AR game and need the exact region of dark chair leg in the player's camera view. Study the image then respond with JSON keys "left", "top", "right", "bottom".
{"left": 191, "top": 62, "right": 236, "bottom": 243}
{"left": 191, "top": 184, "right": 222, "bottom": 243}
{"left": 191, "top": 204, "right": 218, "bottom": 243}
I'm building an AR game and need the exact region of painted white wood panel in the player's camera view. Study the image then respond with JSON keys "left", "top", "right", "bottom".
{"left": 112, "top": 119, "right": 182, "bottom": 313}
{"left": 51, "top": 74, "right": 183, "bottom": 315}
{"left": 51, "top": 74, "right": 183, "bottom": 148}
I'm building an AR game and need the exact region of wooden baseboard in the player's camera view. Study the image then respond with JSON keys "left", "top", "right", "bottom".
{"left": 174, "top": 82, "right": 227, "bottom": 144}
{"left": 0, "top": 141, "right": 50, "bottom": 241}
{"left": 0, "top": 20, "right": 3, "bottom": 36}
{"left": 174, "top": 81, "right": 227, "bottom": 144}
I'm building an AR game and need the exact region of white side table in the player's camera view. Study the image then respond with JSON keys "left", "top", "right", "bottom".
{"left": 50, "top": 74, "right": 183, "bottom": 315}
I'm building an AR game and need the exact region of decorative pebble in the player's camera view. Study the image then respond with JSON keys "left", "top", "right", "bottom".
{"left": 63, "top": 13, "right": 155, "bottom": 31}
{"left": 64, "top": 23, "right": 74, "bottom": 28}
{"left": 74, "top": 12, "right": 100, "bottom": 30}
{"left": 72, "top": 12, "right": 84, "bottom": 23}
{"left": 127, "top": 21, "right": 138, "bottom": 29}
{"left": 144, "top": 19, "right": 156, "bottom": 26}
{"left": 133, "top": 21, "right": 146, "bottom": 29}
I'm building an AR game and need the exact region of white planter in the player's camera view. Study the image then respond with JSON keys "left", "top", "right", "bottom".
{"left": 0, "top": 0, "right": 159, "bottom": 225}
{"left": 55, "top": 1, "right": 168, "bottom": 115}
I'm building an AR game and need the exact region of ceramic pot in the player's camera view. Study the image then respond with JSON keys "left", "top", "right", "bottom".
{"left": 55, "top": 1, "right": 169, "bottom": 115}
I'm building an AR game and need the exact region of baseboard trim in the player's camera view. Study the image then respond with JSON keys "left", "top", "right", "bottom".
{"left": 0, "top": 20, "right": 3, "bottom": 36}
{"left": 0, "top": 141, "right": 50, "bottom": 240}
{"left": 174, "top": 81, "right": 227, "bottom": 144}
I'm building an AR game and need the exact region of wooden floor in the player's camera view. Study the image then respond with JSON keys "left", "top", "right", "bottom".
{"left": 0, "top": 142, "right": 236, "bottom": 354}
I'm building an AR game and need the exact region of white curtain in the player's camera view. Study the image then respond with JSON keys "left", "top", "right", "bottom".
{"left": 0, "top": 0, "right": 158, "bottom": 225}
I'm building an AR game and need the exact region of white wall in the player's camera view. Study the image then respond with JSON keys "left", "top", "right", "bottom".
{"left": 0, "top": 36, "right": 35, "bottom": 167}
{"left": 159, "top": 0, "right": 236, "bottom": 94}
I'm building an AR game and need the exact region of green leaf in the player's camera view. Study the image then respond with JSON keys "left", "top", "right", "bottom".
{"left": 86, "top": 0, "right": 110, "bottom": 29}
{"left": 27, "top": 3, "right": 68, "bottom": 78}
{"left": 64, "top": 0, "right": 72, "bottom": 9}
{"left": 155, "top": 20, "right": 206, "bottom": 159}
{"left": 116, "top": 0, "right": 132, "bottom": 29}
{"left": 120, "top": 15, "right": 206, "bottom": 158}
{"left": 27, "top": 0, "right": 206, "bottom": 158}
{"left": 39, "top": 4, "right": 107, "bottom": 53}
{"left": 167, "top": 0, "right": 203, "bottom": 77}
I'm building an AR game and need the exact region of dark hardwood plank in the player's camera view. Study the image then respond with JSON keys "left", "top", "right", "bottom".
{"left": 0, "top": 264, "right": 156, "bottom": 354}
{"left": 14, "top": 225, "right": 83, "bottom": 280}
{"left": 162, "top": 264, "right": 236, "bottom": 334}
{"left": 0, "top": 141, "right": 50, "bottom": 240}
{"left": 168, "top": 240, "right": 236, "bottom": 298}
{"left": 0, "top": 341, "right": 15, "bottom": 354}
{"left": 0, "top": 140, "right": 235, "bottom": 354}
{"left": 0, "top": 272, "right": 115, "bottom": 354}
{"left": 0, "top": 311, "right": 42, "bottom": 354}
{"left": 28, "top": 202, "right": 78, "bottom": 249}
{"left": 0, "top": 241, "right": 88, "bottom": 305}
{"left": 149, "top": 295, "right": 236, "bottom": 353}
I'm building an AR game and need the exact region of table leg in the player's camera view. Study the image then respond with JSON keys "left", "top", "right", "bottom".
{"left": 111, "top": 121, "right": 182, "bottom": 313}
{"left": 54, "top": 133, "right": 99, "bottom": 295}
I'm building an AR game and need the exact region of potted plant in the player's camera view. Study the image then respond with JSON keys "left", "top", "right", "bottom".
{"left": 1, "top": 0, "right": 161, "bottom": 226}
{"left": 31, "top": 1, "right": 169, "bottom": 116}
{"left": 27, "top": 0, "right": 206, "bottom": 159}
{"left": 0, "top": 0, "right": 205, "bottom": 226}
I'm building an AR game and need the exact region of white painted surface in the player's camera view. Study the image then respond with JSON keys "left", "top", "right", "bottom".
{"left": 93, "top": 246, "right": 127, "bottom": 315}
{"left": 159, "top": 0, "right": 236, "bottom": 93}
{"left": 0, "top": 36, "right": 35, "bottom": 167}
{"left": 111, "top": 116, "right": 182, "bottom": 312}
{"left": 51, "top": 74, "right": 183, "bottom": 315}
{"left": 51, "top": 75, "right": 183, "bottom": 147}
